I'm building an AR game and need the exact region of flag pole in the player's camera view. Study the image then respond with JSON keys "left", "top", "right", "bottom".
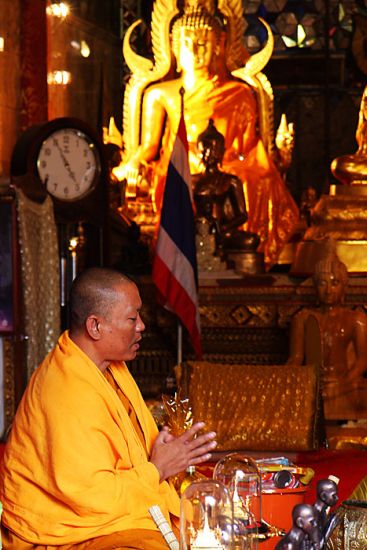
{"left": 177, "top": 322, "right": 183, "bottom": 366}
{"left": 176, "top": 86, "right": 185, "bottom": 367}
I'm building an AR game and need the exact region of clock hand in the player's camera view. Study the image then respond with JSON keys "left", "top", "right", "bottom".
{"left": 55, "top": 142, "right": 77, "bottom": 183}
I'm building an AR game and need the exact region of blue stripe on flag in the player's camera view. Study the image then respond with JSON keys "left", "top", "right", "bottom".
{"left": 160, "top": 161, "right": 197, "bottom": 272}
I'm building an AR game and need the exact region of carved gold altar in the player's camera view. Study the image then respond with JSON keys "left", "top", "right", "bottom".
{"left": 113, "top": 0, "right": 299, "bottom": 266}
{"left": 292, "top": 85, "right": 367, "bottom": 274}
{"left": 129, "top": 274, "right": 367, "bottom": 429}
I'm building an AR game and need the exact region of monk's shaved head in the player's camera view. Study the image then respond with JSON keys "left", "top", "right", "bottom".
{"left": 70, "top": 268, "right": 134, "bottom": 330}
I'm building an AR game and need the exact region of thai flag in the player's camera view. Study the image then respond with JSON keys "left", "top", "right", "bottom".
{"left": 152, "top": 115, "right": 202, "bottom": 359}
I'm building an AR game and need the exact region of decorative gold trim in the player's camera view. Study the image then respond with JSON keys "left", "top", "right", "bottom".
{"left": 231, "top": 18, "right": 274, "bottom": 79}
{"left": 122, "top": 1, "right": 179, "bottom": 157}
{"left": 3, "top": 338, "right": 15, "bottom": 438}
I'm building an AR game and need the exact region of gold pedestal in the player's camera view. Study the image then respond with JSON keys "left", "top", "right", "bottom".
{"left": 291, "top": 185, "right": 367, "bottom": 274}
{"left": 291, "top": 239, "right": 367, "bottom": 275}
{"left": 226, "top": 250, "right": 265, "bottom": 275}
{"left": 125, "top": 200, "right": 158, "bottom": 234}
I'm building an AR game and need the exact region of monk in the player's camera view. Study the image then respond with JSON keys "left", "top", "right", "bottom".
{"left": 1, "top": 268, "right": 217, "bottom": 549}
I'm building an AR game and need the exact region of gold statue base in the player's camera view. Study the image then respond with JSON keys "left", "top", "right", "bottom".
{"left": 291, "top": 184, "right": 367, "bottom": 274}
{"left": 291, "top": 239, "right": 367, "bottom": 275}
{"left": 226, "top": 250, "right": 265, "bottom": 275}
{"left": 125, "top": 200, "right": 158, "bottom": 235}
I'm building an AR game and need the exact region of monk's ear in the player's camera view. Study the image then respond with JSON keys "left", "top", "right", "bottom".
{"left": 85, "top": 316, "right": 101, "bottom": 340}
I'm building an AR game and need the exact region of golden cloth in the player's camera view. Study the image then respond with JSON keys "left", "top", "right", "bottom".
{"left": 151, "top": 79, "right": 299, "bottom": 266}
{"left": 16, "top": 189, "right": 60, "bottom": 378}
{"left": 177, "top": 361, "right": 321, "bottom": 452}
{"left": 1, "top": 331, "right": 180, "bottom": 546}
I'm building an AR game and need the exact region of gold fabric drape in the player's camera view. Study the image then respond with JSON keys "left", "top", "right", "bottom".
{"left": 16, "top": 189, "right": 60, "bottom": 378}
{"left": 177, "top": 361, "right": 321, "bottom": 452}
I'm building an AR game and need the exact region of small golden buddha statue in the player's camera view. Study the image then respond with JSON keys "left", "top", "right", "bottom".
{"left": 193, "top": 119, "right": 263, "bottom": 274}
{"left": 291, "top": 86, "right": 367, "bottom": 274}
{"left": 114, "top": 0, "right": 299, "bottom": 266}
{"left": 288, "top": 240, "right": 367, "bottom": 420}
{"left": 331, "top": 86, "right": 367, "bottom": 185}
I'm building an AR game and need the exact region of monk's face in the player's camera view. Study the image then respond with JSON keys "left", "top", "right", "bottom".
{"left": 99, "top": 282, "right": 145, "bottom": 362}
{"left": 316, "top": 271, "right": 345, "bottom": 306}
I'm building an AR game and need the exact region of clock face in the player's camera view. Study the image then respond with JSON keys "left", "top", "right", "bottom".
{"left": 36, "top": 128, "right": 101, "bottom": 201}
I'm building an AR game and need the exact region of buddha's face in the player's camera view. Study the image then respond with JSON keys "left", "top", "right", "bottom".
{"left": 177, "top": 27, "right": 217, "bottom": 72}
{"left": 198, "top": 138, "right": 224, "bottom": 168}
{"left": 315, "top": 270, "right": 345, "bottom": 306}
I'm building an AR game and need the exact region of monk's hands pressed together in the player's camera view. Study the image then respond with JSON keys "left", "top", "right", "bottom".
{"left": 150, "top": 422, "right": 217, "bottom": 482}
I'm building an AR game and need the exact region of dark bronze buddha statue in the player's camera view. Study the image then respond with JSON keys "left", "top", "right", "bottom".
{"left": 192, "top": 119, "right": 263, "bottom": 273}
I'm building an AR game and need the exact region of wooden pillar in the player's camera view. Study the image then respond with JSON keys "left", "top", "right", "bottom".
{"left": 20, "top": 0, "right": 48, "bottom": 131}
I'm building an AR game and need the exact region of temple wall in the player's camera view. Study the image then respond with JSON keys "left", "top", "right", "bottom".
{"left": 47, "top": 13, "right": 122, "bottom": 130}
{"left": 0, "top": 0, "right": 21, "bottom": 181}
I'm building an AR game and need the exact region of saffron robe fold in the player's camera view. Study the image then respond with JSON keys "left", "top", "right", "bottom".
{"left": 1, "top": 331, "right": 180, "bottom": 545}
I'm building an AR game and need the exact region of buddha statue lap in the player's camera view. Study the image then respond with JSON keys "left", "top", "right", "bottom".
{"left": 288, "top": 241, "right": 367, "bottom": 420}
{"left": 115, "top": 0, "right": 299, "bottom": 267}
{"left": 292, "top": 85, "right": 367, "bottom": 274}
{"left": 193, "top": 119, "right": 263, "bottom": 274}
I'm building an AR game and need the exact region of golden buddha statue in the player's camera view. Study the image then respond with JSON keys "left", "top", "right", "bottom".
{"left": 288, "top": 241, "right": 367, "bottom": 420}
{"left": 193, "top": 119, "right": 263, "bottom": 273}
{"left": 114, "top": 0, "right": 299, "bottom": 266}
{"left": 331, "top": 86, "right": 367, "bottom": 185}
{"left": 292, "top": 85, "right": 367, "bottom": 274}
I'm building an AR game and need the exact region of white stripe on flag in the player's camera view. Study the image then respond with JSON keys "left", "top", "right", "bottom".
{"left": 170, "top": 137, "right": 192, "bottom": 197}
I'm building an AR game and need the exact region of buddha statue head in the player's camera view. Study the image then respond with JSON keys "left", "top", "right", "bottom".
{"left": 313, "top": 240, "right": 348, "bottom": 306}
{"left": 197, "top": 118, "right": 225, "bottom": 169}
{"left": 171, "top": 4, "right": 223, "bottom": 74}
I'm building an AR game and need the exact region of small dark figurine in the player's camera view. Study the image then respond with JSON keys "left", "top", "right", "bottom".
{"left": 275, "top": 504, "right": 320, "bottom": 550}
{"left": 314, "top": 478, "right": 340, "bottom": 547}
{"left": 276, "top": 477, "right": 340, "bottom": 550}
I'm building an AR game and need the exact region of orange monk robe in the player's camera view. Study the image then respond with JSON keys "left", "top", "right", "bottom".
{"left": 1, "top": 331, "right": 180, "bottom": 546}
{"left": 150, "top": 77, "right": 299, "bottom": 266}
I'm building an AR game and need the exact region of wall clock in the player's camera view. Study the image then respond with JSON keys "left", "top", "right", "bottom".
{"left": 11, "top": 117, "right": 107, "bottom": 225}
{"left": 11, "top": 118, "right": 109, "bottom": 328}
{"left": 37, "top": 126, "right": 100, "bottom": 202}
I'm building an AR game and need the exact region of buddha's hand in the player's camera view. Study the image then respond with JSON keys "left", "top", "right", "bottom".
{"left": 150, "top": 422, "right": 217, "bottom": 482}
{"left": 112, "top": 158, "right": 148, "bottom": 198}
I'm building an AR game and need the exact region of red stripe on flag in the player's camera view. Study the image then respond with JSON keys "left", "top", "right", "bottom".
{"left": 153, "top": 255, "right": 202, "bottom": 358}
